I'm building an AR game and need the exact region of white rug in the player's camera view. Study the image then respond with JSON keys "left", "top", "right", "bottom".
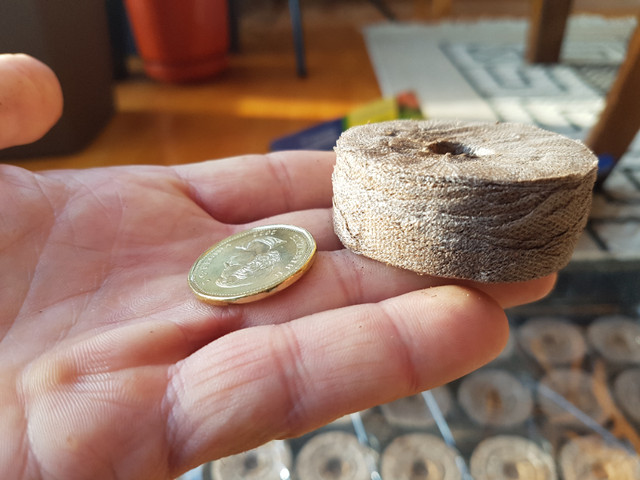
{"left": 364, "top": 16, "right": 640, "bottom": 261}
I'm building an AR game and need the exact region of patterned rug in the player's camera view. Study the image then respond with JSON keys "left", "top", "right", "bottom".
{"left": 364, "top": 16, "right": 640, "bottom": 262}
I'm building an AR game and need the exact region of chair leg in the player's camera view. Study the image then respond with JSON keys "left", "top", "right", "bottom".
{"left": 586, "top": 23, "right": 640, "bottom": 188}
{"left": 526, "top": 0, "right": 574, "bottom": 64}
{"left": 288, "top": 0, "right": 307, "bottom": 77}
{"left": 287, "top": 0, "right": 394, "bottom": 77}
{"left": 228, "top": 0, "right": 240, "bottom": 53}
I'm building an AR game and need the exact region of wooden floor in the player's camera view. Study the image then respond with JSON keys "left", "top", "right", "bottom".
{"left": 5, "top": 0, "right": 639, "bottom": 171}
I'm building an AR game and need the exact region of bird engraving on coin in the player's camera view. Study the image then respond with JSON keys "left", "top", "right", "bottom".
{"left": 188, "top": 224, "right": 316, "bottom": 305}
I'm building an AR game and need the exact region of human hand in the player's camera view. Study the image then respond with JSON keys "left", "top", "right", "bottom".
{"left": 0, "top": 54, "right": 555, "bottom": 480}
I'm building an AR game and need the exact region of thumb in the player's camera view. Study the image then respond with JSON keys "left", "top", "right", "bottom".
{"left": 0, "top": 53, "right": 63, "bottom": 149}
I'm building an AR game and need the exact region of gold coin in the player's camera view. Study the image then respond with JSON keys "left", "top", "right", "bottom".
{"left": 188, "top": 224, "right": 316, "bottom": 305}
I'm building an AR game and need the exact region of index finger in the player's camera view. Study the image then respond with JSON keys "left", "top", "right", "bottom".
{"left": 173, "top": 151, "right": 336, "bottom": 224}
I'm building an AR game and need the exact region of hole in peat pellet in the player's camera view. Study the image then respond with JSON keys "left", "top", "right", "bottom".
{"left": 590, "top": 462, "right": 609, "bottom": 479}
{"left": 323, "top": 457, "right": 344, "bottom": 478}
{"left": 411, "top": 459, "right": 430, "bottom": 479}
{"left": 243, "top": 453, "right": 259, "bottom": 472}
{"left": 503, "top": 461, "right": 520, "bottom": 479}
{"left": 428, "top": 140, "right": 478, "bottom": 157}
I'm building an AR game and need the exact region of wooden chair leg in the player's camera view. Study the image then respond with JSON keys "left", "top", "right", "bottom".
{"left": 526, "top": 0, "right": 574, "bottom": 64}
{"left": 586, "top": 22, "right": 640, "bottom": 188}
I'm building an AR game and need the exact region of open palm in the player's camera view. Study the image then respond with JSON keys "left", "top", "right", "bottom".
{"left": 0, "top": 55, "right": 555, "bottom": 480}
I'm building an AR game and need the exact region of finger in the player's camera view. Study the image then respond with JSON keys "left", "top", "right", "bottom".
{"left": 178, "top": 250, "right": 555, "bottom": 342}
{"left": 172, "top": 151, "right": 335, "bottom": 224}
{"left": 0, "top": 54, "right": 63, "bottom": 149}
{"left": 461, "top": 273, "right": 556, "bottom": 309}
{"left": 166, "top": 285, "right": 509, "bottom": 473}
{"left": 244, "top": 207, "right": 344, "bottom": 251}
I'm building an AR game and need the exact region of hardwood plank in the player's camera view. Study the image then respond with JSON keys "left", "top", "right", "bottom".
{"left": 586, "top": 21, "right": 640, "bottom": 186}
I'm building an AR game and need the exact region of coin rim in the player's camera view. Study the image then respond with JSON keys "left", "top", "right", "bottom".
{"left": 188, "top": 224, "right": 317, "bottom": 305}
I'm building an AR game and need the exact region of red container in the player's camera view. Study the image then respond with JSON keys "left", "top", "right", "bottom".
{"left": 124, "top": 0, "right": 229, "bottom": 82}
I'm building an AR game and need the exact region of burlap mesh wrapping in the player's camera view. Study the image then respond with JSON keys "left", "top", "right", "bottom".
{"left": 332, "top": 119, "right": 598, "bottom": 282}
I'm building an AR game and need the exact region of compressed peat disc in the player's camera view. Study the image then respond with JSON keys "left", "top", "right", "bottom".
{"left": 332, "top": 119, "right": 598, "bottom": 282}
